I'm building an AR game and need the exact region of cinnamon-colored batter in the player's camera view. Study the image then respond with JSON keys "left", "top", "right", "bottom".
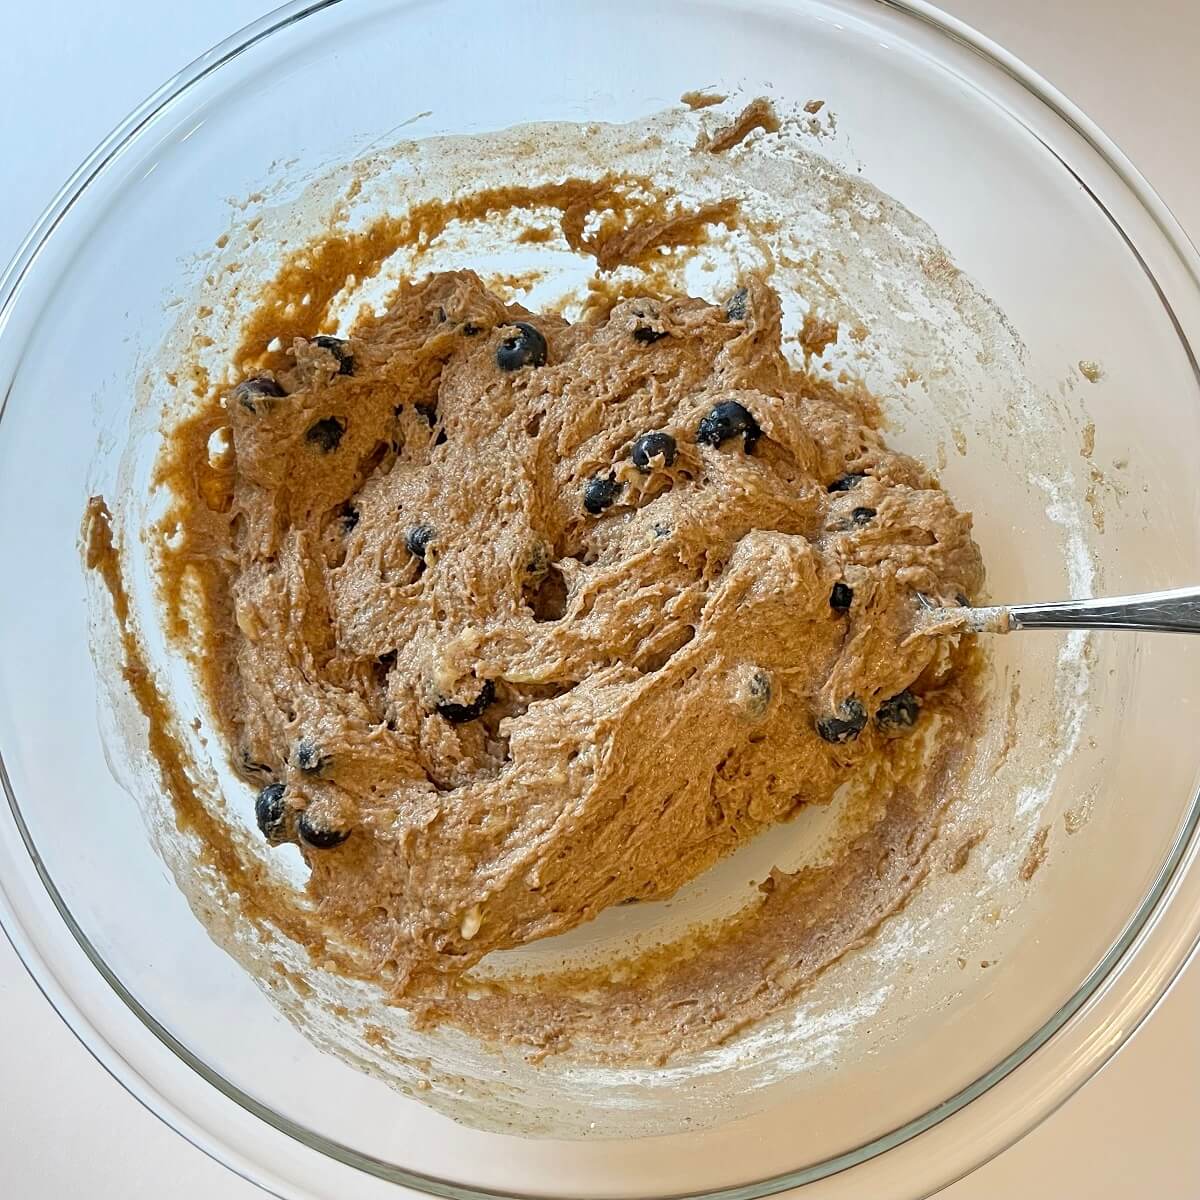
{"left": 159, "top": 266, "right": 982, "bottom": 1007}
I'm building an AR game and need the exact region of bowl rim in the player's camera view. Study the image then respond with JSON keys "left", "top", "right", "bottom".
{"left": 2, "top": 1, "right": 1200, "bottom": 1197}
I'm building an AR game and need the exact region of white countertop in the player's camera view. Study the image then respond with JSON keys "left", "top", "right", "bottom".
{"left": 2, "top": 2, "right": 1198, "bottom": 1196}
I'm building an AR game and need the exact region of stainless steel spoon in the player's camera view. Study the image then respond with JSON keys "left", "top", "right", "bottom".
{"left": 916, "top": 586, "right": 1200, "bottom": 635}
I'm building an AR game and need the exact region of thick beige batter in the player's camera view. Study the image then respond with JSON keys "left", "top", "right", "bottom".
{"left": 169, "top": 266, "right": 982, "bottom": 1005}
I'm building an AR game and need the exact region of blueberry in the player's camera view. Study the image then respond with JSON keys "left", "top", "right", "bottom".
{"left": 583, "top": 475, "right": 622, "bottom": 515}
{"left": 496, "top": 322, "right": 548, "bottom": 371}
{"left": 696, "top": 401, "right": 761, "bottom": 452}
{"left": 295, "top": 740, "right": 328, "bottom": 774}
{"left": 297, "top": 809, "right": 350, "bottom": 849}
{"left": 633, "top": 324, "right": 667, "bottom": 344}
{"left": 830, "top": 582, "right": 853, "bottom": 612}
{"left": 724, "top": 287, "right": 749, "bottom": 322}
{"left": 312, "top": 334, "right": 354, "bottom": 375}
{"left": 255, "top": 783, "right": 289, "bottom": 843}
{"left": 306, "top": 416, "right": 346, "bottom": 452}
{"left": 827, "top": 473, "right": 866, "bottom": 493}
{"left": 340, "top": 504, "right": 360, "bottom": 533}
{"left": 233, "top": 376, "right": 286, "bottom": 414}
{"left": 406, "top": 524, "right": 434, "bottom": 559}
{"left": 436, "top": 679, "right": 495, "bottom": 724}
{"left": 631, "top": 431, "right": 677, "bottom": 472}
{"left": 815, "top": 698, "right": 867, "bottom": 744}
{"left": 851, "top": 506, "right": 876, "bottom": 525}
{"left": 876, "top": 690, "right": 920, "bottom": 733}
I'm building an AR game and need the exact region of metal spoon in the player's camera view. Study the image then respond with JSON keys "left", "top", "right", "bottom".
{"left": 916, "top": 586, "right": 1200, "bottom": 635}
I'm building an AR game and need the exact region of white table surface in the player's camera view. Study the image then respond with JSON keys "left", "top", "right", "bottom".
{"left": 2, "top": 2, "right": 1198, "bottom": 1196}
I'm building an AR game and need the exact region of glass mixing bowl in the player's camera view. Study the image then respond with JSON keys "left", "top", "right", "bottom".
{"left": 2, "top": 1, "right": 1200, "bottom": 1197}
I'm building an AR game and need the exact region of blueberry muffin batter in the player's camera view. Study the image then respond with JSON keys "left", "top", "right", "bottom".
{"left": 180, "top": 268, "right": 983, "bottom": 1001}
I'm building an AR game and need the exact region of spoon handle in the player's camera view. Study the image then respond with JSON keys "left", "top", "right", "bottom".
{"left": 1005, "top": 586, "right": 1200, "bottom": 633}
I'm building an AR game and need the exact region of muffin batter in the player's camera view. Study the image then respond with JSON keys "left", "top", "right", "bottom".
{"left": 177, "top": 268, "right": 983, "bottom": 1000}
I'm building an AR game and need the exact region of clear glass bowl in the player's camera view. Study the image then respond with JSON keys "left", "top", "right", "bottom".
{"left": 2, "top": 1, "right": 1200, "bottom": 1197}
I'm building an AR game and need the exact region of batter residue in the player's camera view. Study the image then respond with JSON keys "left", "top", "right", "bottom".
{"left": 135, "top": 248, "right": 983, "bottom": 1045}
{"left": 85, "top": 99, "right": 999, "bottom": 1067}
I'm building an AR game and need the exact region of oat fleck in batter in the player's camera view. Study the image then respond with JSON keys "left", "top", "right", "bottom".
{"left": 172, "top": 270, "right": 982, "bottom": 999}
